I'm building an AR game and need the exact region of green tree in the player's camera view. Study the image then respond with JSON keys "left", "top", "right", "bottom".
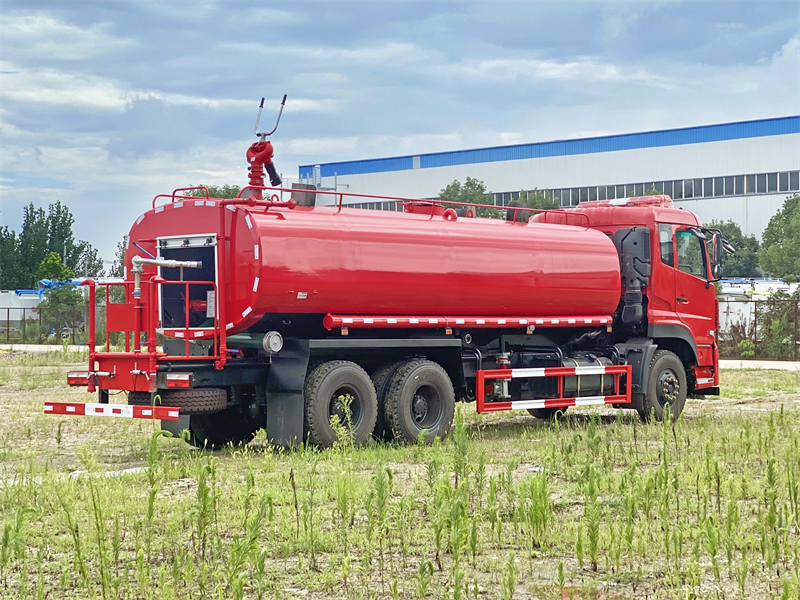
{"left": 35, "top": 252, "right": 75, "bottom": 282}
{"left": 759, "top": 193, "right": 800, "bottom": 279}
{"left": 189, "top": 184, "right": 241, "bottom": 199}
{"left": 110, "top": 236, "right": 128, "bottom": 279}
{"left": 705, "top": 220, "right": 761, "bottom": 277}
{"left": 0, "top": 226, "right": 21, "bottom": 289}
{"left": 516, "top": 188, "right": 559, "bottom": 210}
{"left": 17, "top": 204, "right": 49, "bottom": 287}
{"left": 438, "top": 178, "right": 499, "bottom": 218}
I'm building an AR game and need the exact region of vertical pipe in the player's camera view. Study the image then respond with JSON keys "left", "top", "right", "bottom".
{"left": 754, "top": 300, "right": 758, "bottom": 358}
{"left": 6, "top": 308, "right": 9, "bottom": 343}
{"left": 38, "top": 310, "right": 42, "bottom": 344}
{"left": 185, "top": 281, "right": 190, "bottom": 357}
{"left": 105, "top": 285, "right": 110, "bottom": 351}
{"left": 22, "top": 308, "right": 25, "bottom": 343}
{"left": 216, "top": 205, "right": 228, "bottom": 369}
{"left": 85, "top": 280, "right": 96, "bottom": 393}
{"left": 475, "top": 370, "right": 485, "bottom": 413}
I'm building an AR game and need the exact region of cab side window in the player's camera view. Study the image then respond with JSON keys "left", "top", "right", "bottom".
{"left": 675, "top": 230, "right": 707, "bottom": 279}
{"left": 658, "top": 224, "right": 674, "bottom": 267}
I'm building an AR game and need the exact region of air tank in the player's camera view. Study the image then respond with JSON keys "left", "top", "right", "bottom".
{"left": 125, "top": 201, "right": 622, "bottom": 336}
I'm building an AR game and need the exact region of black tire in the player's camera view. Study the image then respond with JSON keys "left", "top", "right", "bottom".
{"left": 527, "top": 407, "right": 568, "bottom": 420}
{"left": 304, "top": 361, "right": 378, "bottom": 448}
{"left": 384, "top": 359, "right": 456, "bottom": 444}
{"left": 638, "top": 350, "right": 687, "bottom": 421}
{"left": 188, "top": 405, "right": 262, "bottom": 449}
{"left": 371, "top": 362, "right": 406, "bottom": 441}
{"left": 127, "top": 388, "right": 227, "bottom": 414}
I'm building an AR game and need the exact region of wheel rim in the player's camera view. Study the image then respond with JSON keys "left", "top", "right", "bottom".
{"left": 329, "top": 385, "right": 363, "bottom": 430}
{"left": 411, "top": 384, "right": 442, "bottom": 430}
{"left": 656, "top": 368, "right": 680, "bottom": 408}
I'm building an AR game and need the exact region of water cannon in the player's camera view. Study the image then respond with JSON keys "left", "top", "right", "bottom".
{"left": 247, "top": 95, "right": 286, "bottom": 193}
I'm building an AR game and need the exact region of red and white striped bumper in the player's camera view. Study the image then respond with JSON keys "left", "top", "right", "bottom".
{"left": 476, "top": 364, "right": 632, "bottom": 413}
{"left": 44, "top": 402, "right": 181, "bottom": 421}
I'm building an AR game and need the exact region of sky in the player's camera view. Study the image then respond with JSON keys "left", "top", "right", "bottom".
{"left": 1, "top": 0, "right": 799, "bottom": 263}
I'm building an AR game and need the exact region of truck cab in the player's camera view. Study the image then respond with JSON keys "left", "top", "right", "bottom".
{"left": 569, "top": 195, "right": 720, "bottom": 403}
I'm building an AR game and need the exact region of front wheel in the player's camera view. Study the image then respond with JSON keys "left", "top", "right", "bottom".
{"left": 638, "top": 349, "right": 687, "bottom": 421}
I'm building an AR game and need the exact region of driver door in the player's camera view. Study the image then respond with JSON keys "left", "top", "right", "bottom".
{"left": 674, "top": 228, "right": 716, "bottom": 366}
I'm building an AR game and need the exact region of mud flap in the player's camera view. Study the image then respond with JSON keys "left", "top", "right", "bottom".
{"left": 265, "top": 338, "right": 309, "bottom": 446}
{"left": 615, "top": 338, "right": 658, "bottom": 411}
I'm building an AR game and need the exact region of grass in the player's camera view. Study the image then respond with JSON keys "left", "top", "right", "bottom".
{"left": 1, "top": 359, "right": 800, "bottom": 599}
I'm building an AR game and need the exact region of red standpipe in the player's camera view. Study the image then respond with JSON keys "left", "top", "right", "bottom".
{"left": 82, "top": 278, "right": 96, "bottom": 392}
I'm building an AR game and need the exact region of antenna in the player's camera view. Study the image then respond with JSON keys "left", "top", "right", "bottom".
{"left": 254, "top": 95, "right": 287, "bottom": 141}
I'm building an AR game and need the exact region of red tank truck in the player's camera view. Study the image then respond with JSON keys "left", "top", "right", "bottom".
{"left": 47, "top": 99, "right": 730, "bottom": 447}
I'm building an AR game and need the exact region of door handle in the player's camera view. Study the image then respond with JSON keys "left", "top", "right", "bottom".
{"left": 677, "top": 296, "right": 689, "bottom": 303}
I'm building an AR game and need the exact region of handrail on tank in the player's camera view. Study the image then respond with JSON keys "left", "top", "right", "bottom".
{"left": 235, "top": 185, "right": 590, "bottom": 227}
{"left": 152, "top": 186, "right": 210, "bottom": 209}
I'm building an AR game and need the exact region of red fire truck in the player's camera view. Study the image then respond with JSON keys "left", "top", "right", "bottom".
{"left": 49, "top": 100, "right": 729, "bottom": 447}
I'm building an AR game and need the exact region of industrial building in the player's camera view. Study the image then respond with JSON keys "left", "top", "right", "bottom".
{"left": 299, "top": 116, "right": 800, "bottom": 238}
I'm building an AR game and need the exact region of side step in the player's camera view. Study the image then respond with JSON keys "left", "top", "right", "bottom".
{"left": 44, "top": 402, "right": 181, "bottom": 421}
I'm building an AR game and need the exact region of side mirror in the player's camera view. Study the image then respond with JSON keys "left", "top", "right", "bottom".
{"left": 710, "top": 232, "right": 724, "bottom": 281}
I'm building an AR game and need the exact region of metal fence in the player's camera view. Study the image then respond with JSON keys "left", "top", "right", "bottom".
{"left": 718, "top": 297, "right": 799, "bottom": 360}
{"left": 0, "top": 306, "right": 107, "bottom": 346}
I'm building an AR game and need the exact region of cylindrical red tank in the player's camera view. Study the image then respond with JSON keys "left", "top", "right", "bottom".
{"left": 126, "top": 201, "right": 622, "bottom": 336}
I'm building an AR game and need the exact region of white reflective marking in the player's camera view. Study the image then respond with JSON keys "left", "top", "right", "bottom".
{"left": 175, "top": 331, "right": 184, "bottom": 338}
{"left": 136, "top": 214, "right": 145, "bottom": 224}
{"left": 297, "top": 292, "right": 307, "bottom": 299}
{"left": 696, "top": 377, "right": 714, "bottom": 385}
{"left": 245, "top": 215, "right": 253, "bottom": 229}
{"left": 574, "top": 366, "right": 607, "bottom": 375}
{"left": 510, "top": 400, "right": 547, "bottom": 410}
{"left": 456, "top": 319, "right": 465, "bottom": 324}
{"left": 226, "top": 322, "right": 234, "bottom": 330}
{"left": 574, "top": 396, "right": 605, "bottom": 406}
{"left": 535, "top": 319, "right": 544, "bottom": 324}
{"left": 205, "top": 200, "right": 214, "bottom": 207}
{"left": 600, "top": 318, "right": 608, "bottom": 324}
{"left": 518, "top": 319, "right": 527, "bottom": 325}
{"left": 387, "top": 318, "right": 397, "bottom": 324}
{"left": 343, "top": 318, "right": 354, "bottom": 324}
{"left": 44, "top": 405, "right": 53, "bottom": 412}
{"left": 428, "top": 318, "right": 438, "bottom": 324}
{"left": 168, "top": 410, "right": 179, "bottom": 418}
{"left": 254, "top": 245, "right": 259, "bottom": 259}
{"left": 155, "top": 206, "right": 164, "bottom": 213}
{"left": 568, "top": 319, "right": 576, "bottom": 324}
{"left": 174, "top": 202, "right": 183, "bottom": 208}
{"left": 194, "top": 331, "right": 204, "bottom": 338}
{"left": 511, "top": 368, "right": 546, "bottom": 378}
{"left": 253, "top": 277, "right": 259, "bottom": 292}
{"left": 498, "top": 319, "right": 506, "bottom": 324}
{"left": 584, "top": 319, "right": 593, "bottom": 324}
{"left": 87, "top": 404, "right": 133, "bottom": 418}
{"left": 410, "top": 318, "right": 419, "bottom": 323}
{"left": 226, "top": 204, "right": 237, "bottom": 212}
{"left": 551, "top": 319, "right": 559, "bottom": 324}
{"left": 476, "top": 319, "right": 485, "bottom": 324}
{"left": 142, "top": 409, "right": 152, "bottom": 416}
{"left": 364, "top": 318, "right": 374, "bottom": 324}
{"left": 66, "top": 406, "right": 76, "bottom": 412}
{"left": 242, "top": 306, "right": 252, "bottom": 317}
{"left": 194, "top": 201, "right": 205, "bottom": 207}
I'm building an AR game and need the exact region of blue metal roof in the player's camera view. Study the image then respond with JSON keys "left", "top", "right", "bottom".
{"left": 298, "top": 115, "right": 800, "bottom": 179}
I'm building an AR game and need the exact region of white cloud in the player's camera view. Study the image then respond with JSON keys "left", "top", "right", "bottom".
{"left": 437, "top": 56, "right": 673, "bottom": 88}
{"left": 0, "top": 63, "right": 337, "bottom": 112}
{"left": 222, "top": 41, "right": 435, "bottom": 66}
{"left": 0, "top": 13, "right": 135, "bottom": 61}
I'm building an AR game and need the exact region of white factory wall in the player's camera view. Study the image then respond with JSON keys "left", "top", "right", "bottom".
{"left": 317, "top": 133, "right": 800, "bottom": 238}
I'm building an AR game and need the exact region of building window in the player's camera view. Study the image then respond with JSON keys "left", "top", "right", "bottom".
{"left": 735, "top": 176, "right": 744, "bottom": 195}
{"left": 589, "top": 187, "right": 597, "bottom": 201}
{"left": 598, "top": 186, "right": 607, "bottom": 200}
{"left": 694, "top": 179, "right": 703, "bottom": 197}
{"left": 654, "top": 182, "right": 663, "bottom": 193}
{"left": 684, "top": 179, "right": 693, "bottom": 198}
{"left": 724, "top": 176, "right": 734, "bottom": 195}
{"left": 571, "top": 189, "right": 580, "bottom": 206}
{"left": 791, "top": 171, "right": 800, "bottom": 191}
{"left": 780, "top": 172, "right": 789, "bottom": 192}
{"left": 673, "top": 180, "right": 683, "bottom": 199}
{"left": 663, "top": 181, "right": 673, "bottom": 198}
{"left": 767, "top": 173, "right": 778, "bottom": 193}
{"left": 580, "top": 188, "right": 589, "bottom": 202}
{"left": 605, "top": 186, "right": 615, "bottom": 200}
{"left": 615, "top": 185, "right": 624, "bottom": 199}
{"left": 635, "top": 183, "right": 644, "bottom": 196}
{"left": 713, "top": 177, "right": 723, "bottom": 197}
{"left": 624, "top": 184, "right": 634, "bottom": 197}
{"left": 746, "top": 175, "right": 756, "bottom": 193}
{"left": 702, "top": 178, "right": 713, "bottom": 198}
{"left": 757, "top": 174, "right": 766, "bottom": 193}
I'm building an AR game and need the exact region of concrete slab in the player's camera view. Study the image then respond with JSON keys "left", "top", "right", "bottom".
{"left": 720, "top": 359, "right": 800, "bottom": 371}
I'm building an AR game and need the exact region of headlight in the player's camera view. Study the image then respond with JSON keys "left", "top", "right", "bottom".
{"left": 262, "top": 331, "right": 283, "bottom": 354}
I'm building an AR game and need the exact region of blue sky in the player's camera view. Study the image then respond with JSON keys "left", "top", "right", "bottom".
{"left": 1, "top": 1, "right": 799, "bottom": 261}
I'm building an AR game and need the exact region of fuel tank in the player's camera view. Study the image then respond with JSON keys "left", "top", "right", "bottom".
{"left": 125, "top": 201, "right": 622, "bottom": 336}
